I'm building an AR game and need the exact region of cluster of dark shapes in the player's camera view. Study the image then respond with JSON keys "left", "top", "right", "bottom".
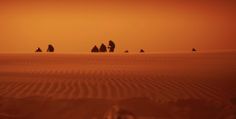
{"left": 91, "top": 40, "right": 147, "bottom": 53}
{"left": 35, "top": 42, "right": 197, "bottom": 53}
{"left": 91, "top": 40, "right": 115, "bottom": 53}
{"left": 35, "top": 44, "right": 55, "bottom": 53}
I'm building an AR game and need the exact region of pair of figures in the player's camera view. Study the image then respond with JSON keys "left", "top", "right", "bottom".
{"left": 91, "top": 40, "right": 115, "bottom": 53}
{"left": 35, "top": 44, "right": 54, "bottom": 52}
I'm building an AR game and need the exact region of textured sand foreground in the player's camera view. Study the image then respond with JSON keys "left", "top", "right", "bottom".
{"left": 0, "top": 52, "right": 236, "bottom": 119}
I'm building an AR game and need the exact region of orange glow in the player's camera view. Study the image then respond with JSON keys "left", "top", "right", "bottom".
{"left": 0, "top": 0, "right": 235, "bottom": 53}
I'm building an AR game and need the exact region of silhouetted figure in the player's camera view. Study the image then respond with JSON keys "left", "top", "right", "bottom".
{"left": 47, "top": 44, "right": 55, "bottom": 52}
{"left": 108, "top": 40, "right": 115, "bottom": 52}
{"left": 140, "top": 49, "right": 145, "bottom": 53}
{"left": 91, "top": 45, "right": 99, "bottom": 52}
{"left": 35, "top": 47, "right": 42, "bottom": 52}
{"left": 124, "top": 50, "right": 129, "bottom": 53}
{"left": 99, "top": 43, "right": 107, "bottom": 52}
{"left": 192, "top": 48, "right": 197, "bottom": 52}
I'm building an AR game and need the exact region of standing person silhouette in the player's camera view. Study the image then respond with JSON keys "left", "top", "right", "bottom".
{"left": 108, "top": 40, "right": 115, "bottom": 52}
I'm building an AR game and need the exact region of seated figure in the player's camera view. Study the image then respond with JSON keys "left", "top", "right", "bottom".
{"left": 35, "top": 47, "right": 42, "bottom": 52}
{"left": 91, "top": 45, "right": 99, "bottom": 52}
{"left": 99, "top": 43, "right": 107, "bottom": 52}
{"left": 47, "top": 44, "right": 55, "bottom": 52}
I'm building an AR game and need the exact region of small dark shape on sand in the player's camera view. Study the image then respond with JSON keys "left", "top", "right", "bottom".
{"left": 35, "top": 47, "right": 42, "bottom": 52}
{"left": 91, "top": 45, "right": 99, "bottom": 52}
{"left": 103, "top": 105, "right": 136, "bottom": 119}
{"left": 99, "top": 43, "right": 107, "bottom": 52}
{"left": 140, "top": 49, "right": 144, "bottom": 53}
{"left": 124, "top": 50, "right": 129, "bottom": 53}
{"left": 108, "top": 40, "right": 116, "bottom": 52}
{"left": 47, "top": 44, "right": 55, "bottom": 52}
{"left": 192, "top": 48, "right": 197, "bottom": 52}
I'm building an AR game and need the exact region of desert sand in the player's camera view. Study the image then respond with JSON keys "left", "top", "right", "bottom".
{"left": 0, "top": 52, "right": 235, "bottom": 119}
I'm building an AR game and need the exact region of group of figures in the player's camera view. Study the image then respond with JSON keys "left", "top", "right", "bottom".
{"left": 35, "top": 42, "right": 197, "bottom": 53}
{"left": 35, "top": 44, "right": 55, "bottom": 52}
{"left": 91, "top": 40, "right": 116, "bottom": 53}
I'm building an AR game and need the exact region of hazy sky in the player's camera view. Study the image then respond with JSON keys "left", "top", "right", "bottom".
{"left": 0, "top": 0, "right": 235, "bottom": 53}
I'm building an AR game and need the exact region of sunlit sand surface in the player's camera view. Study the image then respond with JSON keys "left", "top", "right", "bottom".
{"left": 0, "top": 52, "right": 235, "bottom": 119}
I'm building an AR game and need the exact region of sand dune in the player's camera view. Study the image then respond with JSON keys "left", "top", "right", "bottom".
{"left": 0, "top": 52, "right": 235, "bottom": 119}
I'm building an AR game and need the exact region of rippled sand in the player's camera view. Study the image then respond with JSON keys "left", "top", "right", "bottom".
{"left": 0, "top": 52, "right": 235, "bottom": 119}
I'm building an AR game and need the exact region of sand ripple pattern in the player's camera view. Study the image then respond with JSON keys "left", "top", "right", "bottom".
{"left": 0, "top": 53, "right": 235, "bottom": 104}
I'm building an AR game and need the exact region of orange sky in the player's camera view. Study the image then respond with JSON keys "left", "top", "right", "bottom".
{"left": 0, "top": 0, "right": 235, "bottom": 53}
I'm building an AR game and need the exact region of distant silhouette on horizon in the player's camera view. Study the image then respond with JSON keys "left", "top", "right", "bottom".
{"left": 99, "top": 43, "right": 107, "bottom": 52}
{"left": 108, "top": 40, "right": 115, "bottom": 52}
{"left": 91, "top": 45, "right": 99, "bottom": 52}
{"left": 47, "top": 44, "right": 55, "bottom": 52}
{"left": 140, "top": 49, "right": 145, "bottom": 53}
{"left": 124, "top": 50, "right": 129, "bottom": 53}
{"left": 192, "top": 48, "right": 197, "bottom": 52}
{"left": 35, "top": 47, "right": 42, "bottom": 52}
